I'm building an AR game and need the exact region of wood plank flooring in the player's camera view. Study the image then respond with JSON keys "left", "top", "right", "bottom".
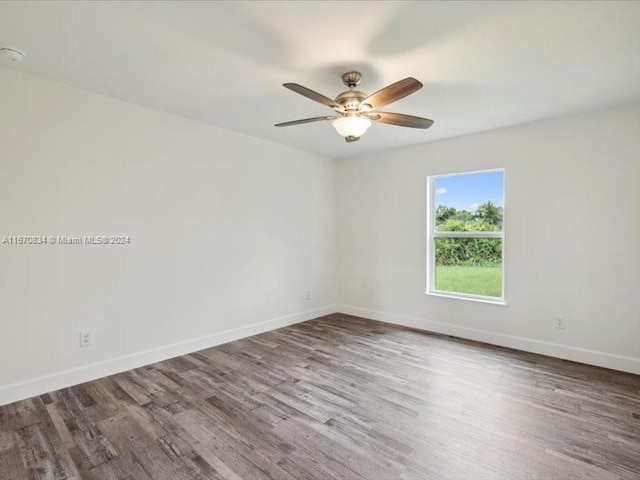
{"left": 1, "top": 313, "right": 639, "bottom": 479}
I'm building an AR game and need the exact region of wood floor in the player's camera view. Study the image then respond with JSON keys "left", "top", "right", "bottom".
{"left": 1, "top": 314, "right": 639, "bottom": 480}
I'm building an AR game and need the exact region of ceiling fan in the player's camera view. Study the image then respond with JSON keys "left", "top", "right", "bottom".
{"left": 275, "top": 71, "right": 434, "bottom": 143}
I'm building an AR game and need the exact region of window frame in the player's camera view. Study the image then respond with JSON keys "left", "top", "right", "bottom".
{"left": 426, "top": 168, "right": 506, "bottom": 305}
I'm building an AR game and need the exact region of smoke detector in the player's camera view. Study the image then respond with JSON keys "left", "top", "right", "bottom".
{"left": 0, "top": 47, "right": 26, "bottom": 63}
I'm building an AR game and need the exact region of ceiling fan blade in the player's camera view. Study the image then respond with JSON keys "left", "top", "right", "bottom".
{"left": 283, "top": 83, "right": 340, "bottom": 109}
{"left": 275, "top": 116, "right": 336, "bottom": 127}
{"left": 373, "top": 112, "right": 434, "bottom": 129}
{"left": 361, "top": 78, "right": 423, "bottom": 110}
{"left": 345, "top": 135, "right": 360, "bottom": 143}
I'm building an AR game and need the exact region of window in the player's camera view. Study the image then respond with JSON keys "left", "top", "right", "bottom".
{"left": 426, "top": 169, "right": 505, "bottom": 303}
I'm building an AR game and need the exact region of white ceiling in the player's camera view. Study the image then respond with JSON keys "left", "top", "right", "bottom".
{"left": 1, "top": 1, "right": 639, "bottom": 159}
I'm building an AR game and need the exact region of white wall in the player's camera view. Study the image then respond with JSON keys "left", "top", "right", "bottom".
{"left": 337, "top": 102, "right": 640, "bottom": 373}
{"left": 1, "top": 67, "right": 638, "bottom": 407}
{"left": 0, "top": 69, "right": 336, "bottom": 404}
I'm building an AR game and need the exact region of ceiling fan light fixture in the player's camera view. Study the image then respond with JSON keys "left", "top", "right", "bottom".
{"left": 276, "top": 72, "right": 432, "bottom": 141}
{"left": 332, "top": 115, "right": 372, "bottom": 138}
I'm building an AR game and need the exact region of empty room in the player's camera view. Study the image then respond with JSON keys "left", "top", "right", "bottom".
{"left": 1, "top": 1, "right": 639, "bottom": 479}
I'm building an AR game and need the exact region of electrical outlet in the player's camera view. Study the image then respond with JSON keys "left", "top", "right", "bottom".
{"left": 80, "top": 331, "right": 92, "bottom": 347}
{"left": 306, "top": 290, "right": 312, "bottom": 301}
{"left": 555, "top": 316, "right": 566, "bottom": 330}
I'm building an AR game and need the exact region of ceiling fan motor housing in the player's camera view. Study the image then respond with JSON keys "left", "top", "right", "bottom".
{"left": 335, "top": 90, "right": 367, "bottom": 112}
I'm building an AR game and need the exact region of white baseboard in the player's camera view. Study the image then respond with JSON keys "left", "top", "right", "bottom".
{"left": 5, "top": 304, "right": 636, "bottom": 407}
{"left": 0, "top": 305, "right": 338, "bottom": 407}
{"left": 337, "top": 305, "right": 640, "bottom": 375}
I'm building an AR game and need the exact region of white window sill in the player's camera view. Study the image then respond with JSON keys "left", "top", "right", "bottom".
{"left": 425, "top": 290, "right": 507, "bottom": 306}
